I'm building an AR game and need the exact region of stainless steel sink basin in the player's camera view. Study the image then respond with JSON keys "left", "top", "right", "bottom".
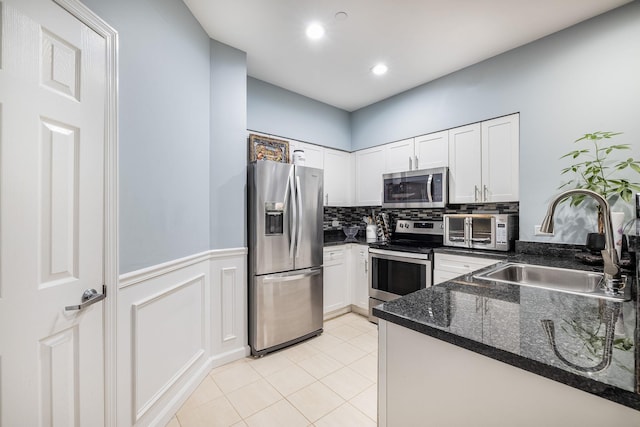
{"left": 474, "top": 263, "right": 628, "bottom": 300}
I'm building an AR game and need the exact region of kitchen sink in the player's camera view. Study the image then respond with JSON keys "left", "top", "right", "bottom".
{"left": 474, "top": 262, "right": 628, "bottom": 300}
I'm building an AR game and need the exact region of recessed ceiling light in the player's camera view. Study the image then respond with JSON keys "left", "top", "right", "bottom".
{"left": 306, "top": 22, "right": 325, "bottom": 40}
{"left": 335, "top": 11, "right": 348, "bottom": 21}
{"left": 372, "top": 63, "right": 388, "bottom": 76}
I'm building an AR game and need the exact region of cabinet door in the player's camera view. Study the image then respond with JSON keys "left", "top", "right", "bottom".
{"left": 351, "top": 245, "right": 370, "bottom": 310}
{"left": 323, "top": 247, "right": 349, "bottom": 314}
{"left": 294, "top": 141, "right": 324, "bottom": 169}
{"left": 324, "top": 148, "right": 352, "bottom": 206}
{"left": 355, "top": 146, "right": 386, "bottom": 206}
{"left": 448, "top": 123, "right": 482, "bottom": 203}
{"left": 414, "top": 130, "right": 449, "bottom": 170}
{"left": 385, "top": 138, "right": 415, "bottom": 173}
{"left": 481, "top": 114, "right": 519, "bottom": 202}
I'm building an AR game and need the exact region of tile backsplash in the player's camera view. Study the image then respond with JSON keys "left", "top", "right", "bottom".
{"left": 323, "top": 202, "right": 519, "bottom": 231}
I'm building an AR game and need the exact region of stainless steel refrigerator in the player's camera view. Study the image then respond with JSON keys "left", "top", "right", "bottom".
{"left": 248, "top": 160, "right": 324, "bottom": 356}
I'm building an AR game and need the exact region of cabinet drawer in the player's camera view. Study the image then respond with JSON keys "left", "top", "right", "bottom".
{"left": 434, "top": 253, "right": 499, "bottom": 275}
{"left": 323, "top": 248, "right": 346, "bottom": 266}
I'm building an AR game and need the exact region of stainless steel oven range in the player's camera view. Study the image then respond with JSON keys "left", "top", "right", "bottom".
{"left": 368, "top": 219, "right": 443, "bottom": 323}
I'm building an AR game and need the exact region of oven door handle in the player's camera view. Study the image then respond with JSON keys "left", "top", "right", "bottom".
{"left": 369, "top": 249, "right": 432, "bottom": 263}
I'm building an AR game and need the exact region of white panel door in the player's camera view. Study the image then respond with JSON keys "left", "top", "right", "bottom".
{"left": 385, "top": 138, "right": 414, "bottom": 173}
{"left": 323, "top": 148, "right": 352, "bottom": 206}
{"left": 355, "top": 146, "right": 386, "bottom": 206}
{"left": 481, "top": 113, "right": 519, "bottom": 202}
{"left": 448, "top": 123, "right": 481, "bottom": 203}
{"left": 414, "top": 130, "right": 449, "bottom": 170}
{"left": 0, "top": 1, "right": 107, "bottom": 426}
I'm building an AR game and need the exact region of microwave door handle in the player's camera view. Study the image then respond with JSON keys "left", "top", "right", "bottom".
{"left": 470, "top": 238, "right": 492, "bottom": 243}
{"left": 426, "top": 174, "right": 433, "bottom": 203}
{"left": 295, "top": 175, "right": 303, "bottom": 259}
{"left": 289, "top": 172, "right": 297, "bottom": 260}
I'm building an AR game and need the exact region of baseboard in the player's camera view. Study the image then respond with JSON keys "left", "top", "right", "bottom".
{"left": 323, "top": 306, "right": 352, "bottom": 321}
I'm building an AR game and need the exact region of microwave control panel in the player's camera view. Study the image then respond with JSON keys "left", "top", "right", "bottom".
{"left": 496, "top": 219, "right": 508, "bottom": 244}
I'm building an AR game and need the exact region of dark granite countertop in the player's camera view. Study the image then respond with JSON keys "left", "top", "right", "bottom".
{"left": 324, "top": 230, "right": 369, "bottom": 246}
{"left": 433, "top": 246, "right": 512, "bottom": 261}
{"left": 374, "top": 251, "right": 640, "bottom": 411}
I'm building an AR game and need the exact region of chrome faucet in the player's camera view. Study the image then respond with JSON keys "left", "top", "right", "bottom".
{"left": 540, "top": 188, "right": 624, "bottom": 295}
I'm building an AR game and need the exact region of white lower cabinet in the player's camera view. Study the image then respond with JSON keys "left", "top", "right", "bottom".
{"left": 323, "top": 246, "right": 350, "bottom": 315}
{"left": 433, "top": 252, "right": 500, "bottom": 284}
{"left": 323, "top": 244, "right": 370, "bottom": 318}
{"left": 433, "top": 252, "right": 518, "bottom": 352}
{"left": 350, "top": 244, "right": 369, "bottom": 314}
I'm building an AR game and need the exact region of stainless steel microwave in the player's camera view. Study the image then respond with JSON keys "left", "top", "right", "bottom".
{"left": 382, "top": 167, "right": 448, "bottom": 208}
{"left": 443, "top": 213, "right": 517, "bottom": 251}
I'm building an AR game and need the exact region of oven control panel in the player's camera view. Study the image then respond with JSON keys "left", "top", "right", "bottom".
{"left": 395, "top": 220, "right": 444, "bottom": 235}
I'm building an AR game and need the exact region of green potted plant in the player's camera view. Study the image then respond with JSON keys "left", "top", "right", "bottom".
{"left": 559, "top": 131, "right": 640, "bottom": 250}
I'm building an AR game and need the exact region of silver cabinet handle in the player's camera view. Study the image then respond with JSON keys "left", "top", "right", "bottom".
{"left": 483, "top": 185, "right": 488, "bottom": 201}
{"left": 65, "top": 287, "right": 105, "bottom": 311}
{"left": 474, "top": 185, "right": 479, "bottom": 202}
{"left": 409, "top": 156, "right": 413, "bottom": 170}
{"left": 325, "top": 193, "right": 328, "bottom": 205}
{"left": 364, "top": 259, "right": 368, "bottom": 273}
{"left": 415, "top": 155, "right": 419, "bottom": 170}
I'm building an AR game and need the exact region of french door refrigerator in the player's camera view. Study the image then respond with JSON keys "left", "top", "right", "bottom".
{"left": 248, "top": 160, "right": 324, "bottom": 356}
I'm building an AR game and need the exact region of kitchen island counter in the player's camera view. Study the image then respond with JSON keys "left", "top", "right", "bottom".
{"left": 374, "top": 252, "right": 640, "bottom": 417}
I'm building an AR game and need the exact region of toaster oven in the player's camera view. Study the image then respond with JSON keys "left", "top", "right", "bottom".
{"left": 443, "top": 214, "right": 517, "bottom": 252}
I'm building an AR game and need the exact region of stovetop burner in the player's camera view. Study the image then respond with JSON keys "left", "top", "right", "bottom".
{"left": 369, "top": 219, "right": 444, "bottom": 254}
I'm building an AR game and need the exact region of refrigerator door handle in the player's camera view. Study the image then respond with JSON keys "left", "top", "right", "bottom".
{"left": 295, "top": 175, "right": 303, "bottom": 259}
{"left": 262, "top": 267, "right": 322, "bottom": 283}
{"left": 289, "top": 172, "right": 297, "bottom": 260}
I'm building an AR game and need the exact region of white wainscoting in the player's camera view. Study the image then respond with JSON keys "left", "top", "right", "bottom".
{"left": 117, "top": 248, "right": 248, "bottom": 427}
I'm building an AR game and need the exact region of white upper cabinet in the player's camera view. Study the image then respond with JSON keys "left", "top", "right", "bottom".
{"left": 355, "top": 146, "right": 386, "bottom": 206}
{"left": 385, "top": 138, "right": 415, "bottom": 173}
{"left": 449, "top": 113, "right": 519, "bottom": 203}
{"left": 414, "top": 130, "right": 449, "bottom": 170}
{"left": 324, "top": 148, "right": 352, "bottom": 206}
{"left": 291, "top": 140, "right": 324, "bottom": 169}
{"left": 481, "top": 114, "right": 519, "bottom": 202}
{"left": 449, "top": 123, "right": 482, "bottom": 203}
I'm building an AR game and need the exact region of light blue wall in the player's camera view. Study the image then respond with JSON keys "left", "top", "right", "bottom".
{"left": 247, "top": 78, "right": 351, "bottom": 150}
{"left": 83, "top": 0, "right": 211, "bottom": 273}
{"left": 210, "top": 41, "right": 247, "bottom": 249}
{"left": 351, "top": 2, "right": 640, "bottom": 244}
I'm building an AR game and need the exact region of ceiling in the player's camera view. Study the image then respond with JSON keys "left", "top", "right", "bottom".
{"left": 183, "top": 0, "right": 631, "bottom": 112}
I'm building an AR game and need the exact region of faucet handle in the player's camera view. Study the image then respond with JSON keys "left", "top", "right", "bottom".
{"left": 601, "top": 249, "right": 621, "bottom": 278}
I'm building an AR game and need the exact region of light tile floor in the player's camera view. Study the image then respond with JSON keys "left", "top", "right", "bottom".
{"left": 166, "top": 313, "right": 378, "bottom": 427}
